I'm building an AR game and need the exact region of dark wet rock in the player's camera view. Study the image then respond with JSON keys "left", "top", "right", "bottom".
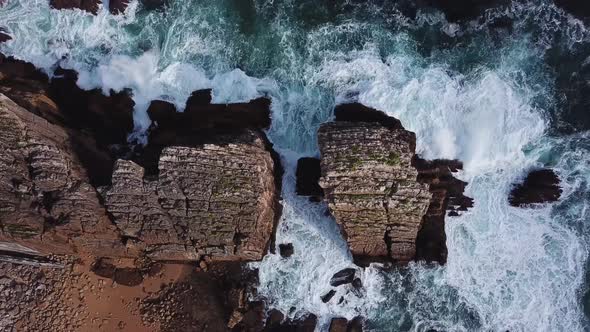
{"left": 330, "top": 268, "right": 356, "bottom": 287}
{"left": 296, "top": 157, "right": 324, "bottom": 200}
{"left": 321, "top": 289, "right": 336, "bottom": 303}
{"left": 509, "top": 169, "right": 562, "bottom": 207}
{"left": 49, "top": 0, "right": 101, "bottom": 14}
{"left": 186, "top": 88, "right": 213, "bottom": 107}
{"left": 348, "top": 317, "right": 364, "bottom": 332}
{"left": 0, "top": 28, "right": 10, "bottom": 44}
{"left": 263, "top": 312, "right": 317, "bottom": 332}
{"left": 140, "top": 0, "right": 169, "bottom": 10}
{"left": 146, "top": 99, "right": 176, "bottom": 126}
{"left": 109, "top": 0, "right": 129, "bottom": 14}
{"left": 334, "top": 103, "right": 402, "bottom": 130}
{"left": 330, "top": 318, "right": 348, "bottom": 332}
{"left": 279, "top": 243, "right": 294, "bottom": 258}
{"left": 413, "top": 158, "right": 474, "bottom": 264}
{"left": 554, "top": 0, "right": 590, "bottom": 20}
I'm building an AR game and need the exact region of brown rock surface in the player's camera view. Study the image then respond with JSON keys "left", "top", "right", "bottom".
{"left": 103, "top": 130, "right": 280, "bottom": 262}
{"left": 318, "top": 104, "right": 472, "bottom": 265}
{"left": 0, "top": 93, "right": 123, "bottom": 256}
{"left": 318, "top": 119, "right": 431, "bottom": 264}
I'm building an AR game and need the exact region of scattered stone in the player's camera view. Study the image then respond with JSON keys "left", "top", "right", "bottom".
{"left": 321, "top": 290, "right": 336, "bottom": 303}
{"left": 279, "top": 243, "right": 294, "bottom": 258}
{"left": 330, "top": 268, "right": 356, "bottom": 287}
{"left": 509, "top": 169, "right": 562, "bottom": 207}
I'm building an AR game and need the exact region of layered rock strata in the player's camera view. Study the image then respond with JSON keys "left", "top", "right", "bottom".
{"left": 318, "top": 104, "right": 472, "bottom": 265}
{"left": 102, "top": 130, "right": 280, "bottom": 262}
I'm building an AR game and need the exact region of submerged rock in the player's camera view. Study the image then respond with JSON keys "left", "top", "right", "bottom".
{"left": 554, "top": 0, "right": 590, "bottom": 20}
{"left": 509, "top": 169, "right": 562, "bottom": 207}
{"left": 329, "top": 317, "right": 364, "bottom": 332}
{"left": 330, "top": 268, "right": 356, "bottom": 287}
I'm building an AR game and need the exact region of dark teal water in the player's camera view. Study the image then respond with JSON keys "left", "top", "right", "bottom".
{"left": 1, "top": 1, "right": 590, "bottom": 330}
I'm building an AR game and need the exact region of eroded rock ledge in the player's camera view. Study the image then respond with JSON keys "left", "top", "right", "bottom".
{"left": 318, "top": 103, "right": 472, "bottom": 265}
{"left": 102, "top": 131, "right": 280, "bottom": 262}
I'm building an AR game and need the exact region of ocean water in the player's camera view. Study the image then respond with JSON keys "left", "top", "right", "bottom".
{"left": 1, "top": 0, "right": 589, "bottom": 331}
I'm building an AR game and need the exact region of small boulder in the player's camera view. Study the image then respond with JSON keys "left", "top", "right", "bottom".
{"left": 321, "top": 290, "right": 336, "bottom": 303}
{"left": 330, "top": 268, "right": 356, "bottom": 287}
{"left": 0, "top": 28, "right": 10, "bottom": 44}
{"left": 329, "top": 318, "right": 348, "bottom": 332}
{"left": 279, "top": 243, "right": 294, "bottom": 258}
{"left": 509, "top": 169, "right": 562, "bottom": 207}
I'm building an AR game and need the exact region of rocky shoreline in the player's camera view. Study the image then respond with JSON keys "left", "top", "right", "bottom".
{"left": 0, "top": 1, "right": 569, "bottom": 329}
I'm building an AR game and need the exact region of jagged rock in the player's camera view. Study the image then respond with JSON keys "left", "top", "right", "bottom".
{"left": 264, "top": 314, "right": 318, "bottom": 332}
{"left": 49, "top": 0, "right": 101, "bottom": 14}
{"left": 319, "top": 105, "right": 432, "bottom": 264}
{"left": 296, "top": 157, "right": 323, "bottom": 200}
{"left": 319, "top": 104, "right": 472, "bottom": 265}
{"left": 413, "top": 158, "right": 473, "bottom": 264}
{"left": 109, "top": 0, "right": 129, "bottom": 14}
{"left": 321, "top": 290, "right": 336, "bottom": 303}
{"left": 0, "top": 93, "right": 123, "bottom": 256}
{"left": 0, "top": 28, "right": 10, "bottom": 44}
{"left": 279, "top": 243, "right": 294, "bottom": 258}
{"left": 330, "top": 268, "right": 356, "bottom": 287}
{"left": 103, "top": 130, "right": 280, "bottom": 262}
{"left": 329, "top": 317, "right": 364, "bottom": 332}
{"left": 509, "top": 169, "right": 562, "bottom": 207}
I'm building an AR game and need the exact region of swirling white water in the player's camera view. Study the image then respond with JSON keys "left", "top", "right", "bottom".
{"left": 1, "top": 0, "right": 590, "bottom": 331}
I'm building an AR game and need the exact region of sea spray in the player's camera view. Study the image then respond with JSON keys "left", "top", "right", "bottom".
{"left": 1, "top": 0, "right": 589, "bottom": 330}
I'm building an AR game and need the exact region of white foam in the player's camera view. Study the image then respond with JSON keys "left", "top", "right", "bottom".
{"left": 1, "top": 1, "right": 589, "bottom": 331}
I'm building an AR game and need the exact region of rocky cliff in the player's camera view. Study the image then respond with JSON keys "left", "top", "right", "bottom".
{"left": 318, "top": 104, "right": 472, "bottom": 265}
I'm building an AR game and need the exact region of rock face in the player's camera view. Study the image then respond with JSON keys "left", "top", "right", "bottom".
{"left": 0, "top": 93, "right": 123, "bottom": 256}
{"left": 509, "top": 169, "right": 562, "bottom": 207}
{"left": 414, "top": 158, "right": 473, "bottom": 264}
{"left": 103, "top": 130, "right": 280, "bottom": 262}
{"left": 318, "top": 104, "right": 472, "bottom": 265}
{"left": 319, "top": 110, "right": 431, "bottom": 264}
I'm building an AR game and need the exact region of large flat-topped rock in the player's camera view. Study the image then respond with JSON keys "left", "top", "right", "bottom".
{"left": 103, "top": 130, "right": 280, "bottom": 262}
{"left": 318, "top": 119, "right": 432, "bottom": 264}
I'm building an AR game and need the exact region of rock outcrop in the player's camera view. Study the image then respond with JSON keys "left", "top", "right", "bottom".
{"left": 318, "top": 104, "right": 472, "bottom": 265}
{"left": 318, "top": 114, "right": 431, "bottom": 264}
{"left": 49, "top": 0, "right": 101, "bottom": 14}
{"left": 0, "top": 93, "right": 123, "bottom": 256}
{"left": 509, "top": 168, "right": 562, "bottom": 207}
{"left": 414, "top": 158, "right": 473, "bottom": 264}
{"left": 102, "top": 130, "right": 280, "bottom": 262}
